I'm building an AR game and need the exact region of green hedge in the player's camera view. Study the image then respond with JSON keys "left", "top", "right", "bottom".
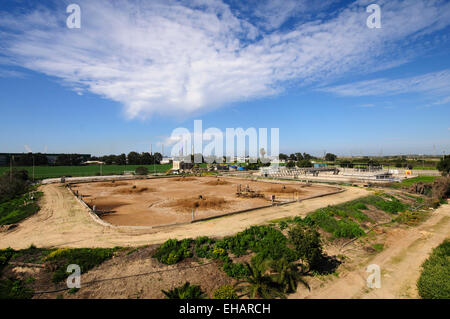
{"left": 417, "top": 239, "right": 450, "bottom": 299}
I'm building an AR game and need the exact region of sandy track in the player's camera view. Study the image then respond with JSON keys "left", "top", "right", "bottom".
{"left": 0, "top": 184, "right": 369, "bottom": 249}
{"left": 291, "top": 204, "right": 450, "bottom": 299}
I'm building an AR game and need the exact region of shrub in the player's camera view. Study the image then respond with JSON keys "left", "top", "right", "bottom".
{"left": 162, "top": 282, "right": 207, "bottom": 299}
{"left": 288, "top": 224, "right": 323, "bottom": 269}
{"left": 417, "top": 239, "right": 450, "bottom": 299}
{"left": 0, "top": 170, "right": 30, "bottom": 203}
{"left": 212, "top": 285, "right": 238, "bottom": 299}
{"left": 222, "top": 260, "right": 250, "bottom": 279}
{"left": 0, "top": 248, "right": 15, "bottom": 274}
{"left": 153, "top": 239, "right": 193, "bottom": 265}
{"left": 135, "top": 166, "right": 149, "bottom": 175}
{"left": 44, "top": 248, "right": 116, "bottom": 282}
{"left": 305, "top": 209, "right": 365, "bottom": 239}
{"left": 0, "top": 278, "right": 33, "bottom": 299}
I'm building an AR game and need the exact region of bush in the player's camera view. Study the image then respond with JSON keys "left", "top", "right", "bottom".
{"left": 417, "top": 239, "right": 450, "bottom": 299}
{"left": 222, "top": 260, "right": 250, "bottom": 279}
{"left": 288, "top": 224, "right": 323, "bottom": 269}
{"left": 44, "top": 248, "right": 116, "bottom": 282}
{"left": 437, "top": 155, "right": 450, "bottom": 176}
{"left": 0, "top": 278, "right": 33, "bottom": 299}
{"left": 305, "top": 209, "right": 365, "bottom": 238}
{"left": 0, "top": 170, "right": 30, "bottom": 203}
{"left": 153, "top": 239, "right": 193, "bottom": 265}
{"left": 135, "top": 166, "right": 149, "bottom": 175}
{"left": 0, "top": 248, "right": 15, "bottom": 274}
{"left": 213, "top": 285, "right": 238, "bottom": 299}
{"left": 162, "top": 282, "right": 207, "bottom": 299}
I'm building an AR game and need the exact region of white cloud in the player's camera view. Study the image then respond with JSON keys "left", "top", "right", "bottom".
{"left": 320, "top": 69, "right": 450, "bottom": 97}
{"left": 0, "top": 0, "right": 449, "bottom": 118}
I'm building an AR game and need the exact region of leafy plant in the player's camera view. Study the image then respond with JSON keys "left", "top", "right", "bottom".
{"left": 153, "top": 239, "right": 193, "bottom": 265}
{"left": 44, "top": 248, "right": 116, "bottom": 283}
{"left": 288, "top": 224, "right": 323, "bottom": 269}
{"left": 162, "top": 282, "right": 207, "bottom": 299}
{"left": 212, "top": 285, "right": 238, "bottom": 299}
{"left": 0, "top": 278, "right": 33, "bottom": 299}
{"left": 234, "top": 260, "right": 286, "bottom": 299}
{"left": 270, "top": 258, "right": 310, "bottom": 293}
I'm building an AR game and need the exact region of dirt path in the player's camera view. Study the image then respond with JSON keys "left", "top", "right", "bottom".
{"left": 0, "top": 184, "right": 369, "bottom": 249}
{"left": 291, "top": 203, "right": 450, "bottom": 299}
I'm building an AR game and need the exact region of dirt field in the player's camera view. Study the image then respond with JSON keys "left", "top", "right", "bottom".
{"left": 289, "top": 203, "right": 450, "bottom": 299}
{"left": 0, "top": 183, "right": 368, "bottom": 249}
{"left": 71, "top": 176, "right": 339, "bottom": 226}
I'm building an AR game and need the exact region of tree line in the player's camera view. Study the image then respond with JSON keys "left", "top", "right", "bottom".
{"left": 8, "top": 152, "right": 163, "bottom": 166}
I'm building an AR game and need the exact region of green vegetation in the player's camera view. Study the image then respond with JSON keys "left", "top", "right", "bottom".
{"left": 162, "top": 282, "right": 207, "bottom": 299}
{"left": 437, "top": 155, "right": 450, "bottom": 176}
{"left": 153, "top": 239, "right": 193, "bottom": 265}
{"left": 44, "top": 248, "right": 118, "bottom": 282}
{"left": 0, "top": 164, "right": 173, "bottom": 180}
{"left": 212, "top": 285, "right": 238, "bottom": 299}
{"left": 135, "top": 166, "right": 149, "bottom": 175}
{"left": 0, "top": 169, "right": 42, "bottom": 226}
{"left": 234, "top": 260, "right": 286, "bottom": 299}
{"left": 372, "top": 243, "right": 384, "bottom": 252}
{"left": 391, "top": 176, "right": 437, "bottom": 189}
{"left": 417, "top": 239, "right": 450, "bottom": 299}
{"left": 0, "top": 278, "right": 33, "bottom": 299}
{"left": 0, "top": 191, "right": 42, "bottom": 225}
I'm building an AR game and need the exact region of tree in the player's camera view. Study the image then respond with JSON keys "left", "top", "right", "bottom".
{"left": 286, "top": 161, "right": 296, "bottom": 168}
{"left": 141, "top": 152, "right": 153, "bottom": 165}
{"left": 0, "top": 169, "right": 30, "bottom": 203}
{"left": 127, "top": 152, "right": 141, "bottom": 165}
{"left": 153, "top": 152, "right": 163, "bottom": 164}
{"left": 289, "top": 154, "right": 296, "bottom": 161}
{"left": 279, "top": 153, "right": 288, "bottom": 162}
{"left": 288, "top": 224, "right": 323, "bottom": 270}
{"left": 295, "top": 153, "right": 304, "bottom": 161}
{"left": 270, "top": 258, "right": 310, "bottom": 293}
{"left": 437, "top": 155, "right": 450, "bottom": 176}
{"left": 116, "top": 154, "right": 127, "bottom": 165}
{"left": 234, "top": 260, "right": 286, "bottom": 299}
{"left": 324, "top": 153, "right": 337, "bottom": 162}
{"left": 162, "top": 282, "right": 207, "bottom": 299}
{"left": 303, "top": 153, "right": 313, "bottom": 161}
{"left": 296, "top": 160, "right": 312, "bottom": 168}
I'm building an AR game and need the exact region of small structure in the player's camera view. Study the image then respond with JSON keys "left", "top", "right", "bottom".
{"left": 170, "top": 160, "right": 195, "bottom": 174}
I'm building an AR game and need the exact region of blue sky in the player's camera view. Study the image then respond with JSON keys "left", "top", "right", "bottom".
{"left": 0, "top": 0, "right": 449, "bottom": 157}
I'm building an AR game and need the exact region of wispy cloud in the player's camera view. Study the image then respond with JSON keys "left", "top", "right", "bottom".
{"left": 321, "top": 69, "right": 450, "bottom": 97}
{"left": 0, "top": 0, "right": 449, "bottom": 118}
{"left": 0, "top": 69, "right": 26, "bottom": 78}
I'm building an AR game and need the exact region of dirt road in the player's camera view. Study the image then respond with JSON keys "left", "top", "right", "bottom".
{"left": 291, "top": 203, "right": 450, "bottom": 299}
{"left": 0, "top": 184, "right": 369, "bottom": 249}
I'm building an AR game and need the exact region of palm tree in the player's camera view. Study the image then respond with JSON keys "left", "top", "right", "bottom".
{"left": 162, "top": 282, "right": 207, "bottom": 299}
{"left": 234, "top": 260, "right": 286, "bottom": 299}
{"left": 270, "top": 258, "right": 310, "bottom": 293}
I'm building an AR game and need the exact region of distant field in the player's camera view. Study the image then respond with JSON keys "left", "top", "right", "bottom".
{"left": 383, "top": 166, "right": 438, "bottom": 170}
{"left": 0, "top": 164, "right": 174, "bottom": 180}
{"left": 393, "top": 176, "right": 438, "bottom": 188}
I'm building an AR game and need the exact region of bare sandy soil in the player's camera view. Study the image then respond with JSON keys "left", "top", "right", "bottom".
{"left": 71, "top": 176, "right": 338, "bottom": 226}
{"left": 0, "top": 183, "right": 368, "bottom": 249}
{"left": 290, "top": 203, "right": 450, "bottom": 299}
